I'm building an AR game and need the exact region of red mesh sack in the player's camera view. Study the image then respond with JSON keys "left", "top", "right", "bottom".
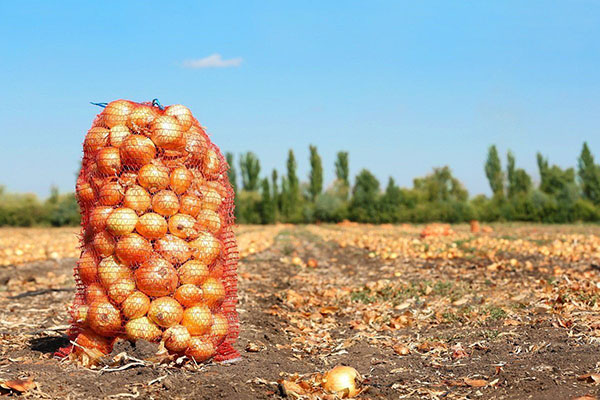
{"left": 64, "top": 99, "right": 239, "bottom": 365}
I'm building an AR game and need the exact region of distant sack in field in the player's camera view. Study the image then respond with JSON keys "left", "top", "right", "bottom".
{"left": 60, "top": 99, "right": 239, "bottom": 365}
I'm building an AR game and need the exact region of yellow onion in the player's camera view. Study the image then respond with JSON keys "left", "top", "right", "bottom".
{"left": 209, "top": 260, "right": 225, "bottom": 279}
{"left": 178, "top": 260, "right": 209, "bottom": 285}
{"left": 72, "top": 305, "right": 89, "bottom": 326}
{"left": 85, "top": 282, "right": 108, "bottom": 303}
{"left": 170, "top": 166, "right": 192, "bottom": 194}
{"left": 128, "top": 105, "right": 158, "bottom": 131}
{"left": 119, "top": 171, "right": 138, "bottom": 188}
{"left": 189, "top": 231, "right": 221, "bottom": 265}
{"left": 77, "top": 249, "right": 98, "bottom": 285}
{"left": 181, "top": 305, "right": 213, "bottom": 336}
{"left": 195, "top": 209, "right": 221, "bottom": 233}
{"left": 164, "top": 104, "right": 194, "bottom": 131}
{"left": 120, "top": 135, "right": 157, "bottom": 167}
{"left": 152, "top": 190, "right": 180, "bottom": 216}
{"left": 108, "top": 277, "right": 136, "bottom": 304}
{"left": 202, "top": 148, "right": 221, "bottom": 177}
{"left": 174, "top": 284, "right": 204, "bottom": 307}
{"left": 92, "top": 231, "right": 115, "bottom": 257}
{"left": 121, "top": 291, "right": 150, "bottom": 319}
{"left": 123, "top": 185, "right": 151, "bottom": 214}
{"left": 125, "top": 316, "right": 162, "bottom": 342}
{"left": 138, "top": 163, "right": 169, "bottom": 193}
{"left": 84, "top": 127, "right": 110, "bottom": 153}
{"left": 98, "top": 180, "right": 124, "bottom": 206}
{"left": 168, "top": 213, "right": 198, "bottom": 239}
{"left": 163, "top": 325, "right": 191, "bottom": 353}
{"left": 184, "top": 126, "right": 207, "bottom": 162}
{"left": 155, "top": 234, "right": 191, "bottom": 265}
{"left": 88, "top": 300, "right": 122, "bottom": 337}
{"left": 150, "top": 115, "right": 184, "bottom": 150}
{"left": 76, "top": 181, "right": 95, "bottom": 204}
{"left": 180, "top": 194, "right": 202, "bottom": 217}
{"left": 198, "top": 185, "right": 222, "bottom": 211}
{"left": 103, "top": 100, "right": 134, "bottom": 128}
{"left": 97, "top": 255, "right": 132, "bottom": 287}
{"left": 89, "top": 206, "right": 114, "bottom": 232}
{"left": 74, "top": 329, "right": 114, "bottom": 357}
{"left": 135, "top": 257, "right": 179, "bottom": 297}
{"left": 185, "top": 336, "right": 215, "bottom": 362}
{"left": 136, "top": 212, "right": 168, "bottom": 239}
{"left": 210, "top": 313, "right": 229, "bottom": 344}
{"left": 201, "top": 277, "right": 225, "bottom": 308}
{"left": 115, "top": 233, "right": 153, "bottom": 266}
{"left": 148, "top": 297, "right": 184, "bottom": 328}
{"left": 205, "top": 180, "right": 228, "bottom": 200}
{"left": 322, "top": 366, "right": 361, "bottom": 398}
{"left": 97, "top": 147, "right": 121, "bottom": 176}
{"left": 109, "top": 125, "right": 130, "bottom": 147}
{"left": 106, "top": 207, "right": 138, "bottom": 236}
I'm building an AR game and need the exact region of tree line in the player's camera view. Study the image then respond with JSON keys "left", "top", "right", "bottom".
{"left": 1, "top": 142, "right": 599, "bottom": 226}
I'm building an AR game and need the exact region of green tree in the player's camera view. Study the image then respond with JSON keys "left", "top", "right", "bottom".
{"left": 226, "top": 152, "right": 237, "bottom": 193}
{"left": 349, "top": 169, "right": 380, "bottom": 222}
{"left": 506, "top": 151, "right": 532, "bottom": 197}
{"left": 259, "top": 178, "right": 275, "bottom": 224}
{"left": 282, "top": 150, "right": 301, "bottom": 221}
{"left": 335, "top": 151, "right": 350, "bottom": 199}
{"left": 379, "top": 177, "right": 403, "bottom": 222}
{"left": 308, "top": 145, "right": 323, "bottom": 201}
{"left": 578, "top": 142, "right": 600, "bottom": 205}
{"left": 485, "top": 145, "right": 504, "bottom": 198}
{"left": 271, "top": 169, "right": 280, "bottom": 220}
{"left": 413, "top": 166, "right": 468, "bottom": 203}
{"left": 239, "top": 152, "right": 261, "bottom": 191}
{"left": 537, "top": 153, "right": 579, "bottom": 222}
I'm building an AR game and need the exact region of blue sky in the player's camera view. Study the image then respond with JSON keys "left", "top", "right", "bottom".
{"left": 1, "top": 1, "right": 599, "bottom": 197}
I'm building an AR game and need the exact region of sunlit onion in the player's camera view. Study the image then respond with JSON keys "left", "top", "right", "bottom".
{"left": 138, "top": 163, "right": 169, "bottom": 193}
{"left": 74, "top": 329, "right": 113, "bottom": 357}
{"left": 198, "top": 185, "right": 222, "bottom": 211}
{"left": 109, "top": 125, "right": 130, "bottom": 147}
{"left": 168, "top": 213, "right": 198, "bottom": 239}
{"left": 125, "top": 316, "right": 162, "bottom": 342}
{"left": 170, "top": 166, "right": 192, "bottom": 194}
{"left": 183, "top": 126, "right": 207, "bottom": 162}
{"left": 96, "top": 147, "right": 121, "bottom": 175}
{"left": 106, "top": 207, "right": 138, "bottom": 236}
{"left": 150, "top": 115, "right": 184, "bottom": 150}
{"left": 201, "top": 277, "right": 225, "bottom": 308}
{"left": 181, "top": 305, "right": 213, "bottom": 336}
{"left": 185, "top": 336, "right": 216, "bottom": 362}
{"left": 189, "top": 231, "right": 221, "bottom": 265}
{"left": 128, "top": 105, "right": 158, "bottom": 131}
{"left": 155, "top": 234, "right": 191, "bottom": 265}
{"left": 103, "top": 100, "right": 134, "bottom": 128}
{"left": 180, "top": 194, "right": 202, "bottom": 217}
{"left": 164, "top": 104, "right": 194, "bottom": 131}
{"left": 77, "top": 249, "right": 98, "bottom": 285}
{"left": 203, "top": 148, "right": 221, "bottom": 177}
{"left": 322, "top": 366, "right": 361, "bottom": 398}
{"left": 97, "top": 255, "right": 132, "bottom": 288}
{"left": 136, "top": 212, "right": 168, "bottom": 239}
{"left": 115, "top": 233, "right": 153, "bottom": 266}
{"left": 119, "top": 171, "right": 138, "bottom": 188}
{"left": 163, "top": 325, "right": 191, "bottom": 353}
{"left": 135, "top": 257, "right": 179, "bottom": 297}
{"left": 152, "top": 190, "right": 180, "bottom": 216}
{"left": 72, "top": 305, "right": 89, "bottom": 326}
{"left": 209, "top": 261, "right": 225, "bottom": 279}
{"left": 88, "top": 300, "right": 122, "bottom": 337}
{"left": 178, "top": 260, "right": 209, "bottom": 285}
{"left": 98, "top": 180, "right": 124, "bottom": 206}
{"left": 120, "top": 135, "right": 157, "bottom": 167}
{"left": 84, "top": 127, "right": 110, "bottom": 153}
{"left": 173, "top": 284, "right": 204, "bottom": 307}
{"left": 148, "top": 297, "right": 184, "bottom": 328}
{"left": 205, "top": 180, "right": 228, "bottom": 200}
{"left": 92, "top": 231, "right": 116, "bottom": 257}
{"left": 121, "top": 291, "right": 151, "bottom": 319}
{"left": 210, "top": 313, "right": 229, "bottom": 343}
{"left": 77, "top": 181, "right": 95, "bottom": 204}
{"left": 85, "top": 282, "right": 108, "bottom": 303}
{"left": 123, "top": 185, "right": 151, "bottom": 214}
{"left": 89, "top": 206, "right": 114, "bottom": 232}
{"left": 108, "top": 277, "right": 136, "bottom": 304}
{"left": 195, "top": 209, "right": 221, "bottom": 233}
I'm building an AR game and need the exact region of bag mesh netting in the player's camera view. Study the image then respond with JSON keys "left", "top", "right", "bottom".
{"left": 62, "top": 99, "right": 239, "bottom": 364}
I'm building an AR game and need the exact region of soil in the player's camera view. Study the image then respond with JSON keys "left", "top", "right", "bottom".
{"left": 0, "top": 226, "right": 599, "bottom": 399}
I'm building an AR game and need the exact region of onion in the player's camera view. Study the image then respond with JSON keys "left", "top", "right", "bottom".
{"left": 72, "top": 305, "right": 89, "bottom": 326}
{"left": 77, "top": 181, "right": 95, "bottom": 204}
{"left": 210, "top": 313, "right": 229, "bottom": 344}
{"left": 185, "top": 336, "right": 215, "bottom": 362}
{"left": 322, "top": 366, "right": 361, "bottom": 398}
{"left": 184, "top": 126, "right": 207, "bottom": 163}
{"left": 97, "top": 147, "right": 121, "bottom": 176}
{"left": 189, "top": 231, "right": 221, "bottom": 265}
{"left": 203, "top": 148, "right": 221, "bottom": 177}
{"left": 180, "top": 194, "right": 202, "bottom": 217}
{"left": 152, "top": 190, "right": 180, "bottom": 216}
{"left": 198, "top": 185, "right": 222, "bottom": 211}
{"left": 103, "top": 100, "right": 134, "bottom": 128}
{"left": 85, "top": 282, "right": 108, "bottom": 303}
{"left": 74, "top": 329, "right": 113, "bottom": 356}
{"left": 163, "top": 325, "right": 191, "bottom": 353}
{"left": 136, "top": 212, "right": 168, "bottom": 239}
{"left": 170, "top": 166, "right": 192, "bottom": 194}
{"left": 88, "top": 300, "right": 122, "bottom": 337}
{"left": 195, "top": 209, "right": 221, "bottom": 233}
{"left": 155, "top": 234, "right": 191, "bottom": 265}
{"left": 77, "top": 249, "right": 98, "bottom": 285}
{"left": 97, "top": 255, "right": 132, "bottom": 287}
{"left": 92, "top": 231, "right": 116, "bottom": 257}
{"left": 138, "top": 163, "right": 169, "bottom": 193}
{"left": 178, "top": 260, "right": 209, "bottom": 285}
{"left": 150, "top": 116, "right": 184, "bottom": 150}
{"left": 115, "top": 233, "right": 153, "bottom": 266}
{"left": 135, "top": 257, "right": 179, "bottom": 296}
{"left": 125, "top": 316, "right": 162, "bottom": 342}
{"left": 98, "top": 180, "right": 124, "bottom": 206}
{"left": 209, "top": 260, "right": 224, "bottom": 279}
{"left": 89, "top": 206, "right": 114, "bottom": 232}
{"left": 128, "top": 105, "right": 158, "bottom": 132}
{"left": 174, "top": 284, "right": 204, "bottom": 307}
{"left": 181, "top": 305, "right": 213, "bottom": 336}
{"left": 109, "top": 125, "right": 130, "bottom": 147}
{"left": 84, "top": 127, "right": 110, "bottom": 153}
{"left": 168, "top": 213, "right": 198, "bottom": 239}
{"left": 201, "top": 277, "right": 225, "bottom": 308}
{"left": 148, "top": 297, "right": 184, "bottom": 328}
{"left": 106, "top": 207, "right": 138, "bottom": 236}
{"left": 121, "top": 291, "right": 150, "bottom": 319}
{"left": 123, "top": 185, "right": 151, "bottom": 214}
{"left": 108, "top": 277, "right": 136, "bottom": 304}
{"left": 205, "top": 180, "right": 228, "bottom": 200}
{"left": 120, "top": 135, "right": 157, "bottom": 167}
{"left": 119, "top": 171, "right": 138, "bottom": 188}
{"left": 164, "top": 104, "right": 194, "bottom": 131}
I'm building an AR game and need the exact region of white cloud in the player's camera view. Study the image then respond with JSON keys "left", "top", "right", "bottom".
{"left": 182, "top": 54, "right": 243, "bottom": 69}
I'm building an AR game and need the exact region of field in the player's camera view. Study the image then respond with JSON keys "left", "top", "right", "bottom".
{"left": 1, "top": 224, "right": 600, "bottom": 399}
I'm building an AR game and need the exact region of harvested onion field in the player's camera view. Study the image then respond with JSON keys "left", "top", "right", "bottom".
{"left": 1, "top": 224, "right": 600, "bottom": 399}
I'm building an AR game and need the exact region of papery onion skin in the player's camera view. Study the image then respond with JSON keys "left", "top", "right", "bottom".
{"left": 150, "top": 116, "right": 184, "bottom": 150}
{"left": 85, "top": 282, "right": 109, "bottom": 303}
{"left": 123, "top": 185, "right": 151, "bottom": 214}
{"left": 108, "top": 277, "right": 136, "bottom": 304}
{"left": 174, "top": 284, "right": 204, "bottom": 307}
{"left": 120, "top": 135, "right": 157, "bottom": 167}
{"left": 92, "top": 231, "right": 116, "bottom": 257}
{"left": 322, "top": 366, "right": 361, "bottom": 398}
{"left": 96, "top": 147, "right": 121, "bottom": 176}
{"left": 98, "top": 180, "right": 124, "bottom": 206}
{"left": 88, "top": 301, "right": 122, "bottom": 337}
{"left": 168, "top": 213, "right": 198, "bottom": 239}
{"left": 155, "top": 234, "right": 191, "bottom": 265}
{"left": 135, "top": 257, "right": 179, "bottom": 297}
{"left": 148, "top": 297, "right": 184, "bottom": 328}
{"left": 138, "top": 163, "right": 169, "bottom": 193}
{"left": 180, "top": 194, "right": 202, "bottom": 217}
{"left": 109, "top": 125, "right": 130, "bottom": 147}
{"left": 201, "top": 277, "right": 226, "bottom": 308}
{"left": 97, "top": 255, "right": 132, "bottom": 288}
{"left": 103, "top": 100, "right": 134, "bottom": 128}
{"left": 195, "top": 209, "right": 222, "bottom": 234}
{"left": 181, "top": 305, "right": 213, "bottom": 336}
{"left": 121, "top": 291, "right": 151, "bottom": 319}
{"left": 185, "top": 336, "right": 216, "bottom": 362}
{"left": 178, "top": 260, "right": 209, "bottom": 285}
{"left": 106, "top": 207, "right": 138, "bottom": 236}
{"left": 210, "top": 313, "right": 229, "bottom": 344}
{"left": 89, "top": 206, "right": 114, "bottom": 233}
{"left": 128, "top": 105, "right": 158, "bottom": 132}
{"left": 125, "top": 316, "right": 162, "bottom": 342}
{"left": 77, "top": 181, "right": 96, "bottom": 204}
{"left": 189, "top": 231, "right": 221, "bottom": 265}
{"left": 152, "top": 190, "right": 180, "bottom": 217}
{"left": 170, "top": 166, "right": 192, "bottom": 195}
{"left": 115, "top": 233, "right": 153, "bottom": 266}
{"left": 77, "top": 249, "right": 98, "bottom": 285}
{"left": 84, "top": 127, "right": 110, "bottom": 154}
{"left": 74, "top": 329, "right": 114, "bottom": 356}
{"left": 136, "top": 212, "right": 168, "bottom": 240}
{"left": 164, "top": 104, "right": 194, "bottom": 131}
{"left": 163, "top": 325, "right": 191, "bottom": 353}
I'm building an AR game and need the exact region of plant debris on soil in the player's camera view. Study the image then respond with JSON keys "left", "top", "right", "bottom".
{"left": 1, "top": 223, "right": 600, "bottom": 399}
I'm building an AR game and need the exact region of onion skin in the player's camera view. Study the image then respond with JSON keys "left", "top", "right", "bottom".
{"left": 322, "top": 366, "right": 361, "bottom": 398}
{"left": 109, "top": 125, "right": 130, "bottom": 147}
{"left": 96, "top": 147, "right": 121, "bottom": 176}
{"left": 92, "top": 231, "right": 116, "bottom": 257}
{"left": 189, "top": 231, "right": 221, "bottom": 265}
{"left": 195, "top": 209, "right": 222, "bottom": 234}
{"left": 120, "top": 135, "right": 157, "bottom": 167}
{"left": 125, "top": 316, "right": 162, "bottom": 342}
{"left": 128, "top": 105, "right": 158, "bottom": 131}
{"left": 181, "top": 305, "right": 213, "bottom": 336}
{"left": 119, "top": 171, "right": 138, "bottom": 188}
{"left": 97, "top": 255, "right": 132, "bottom": 288}
{"left": 121, "top": 291, "right": 151, "bottom": 319}
{"left": 106, "top": 207, "right": 138, "bottom": 236}
{"left": 74, "top": 329, "right": 114, "bottom": 356}
{"left": 178, "top": 260, "right": 209, "bottom": 285}
{"left": 136, "top": 212, "right": 168, "bottom": 240}
{"left": 77, "top": 249, "right": 98, "bottom": 285}
{"left": 198, "top": 185, "right": 222, "bottom": 211}
{"left": 123, "top": 185, "right": 151, "bottom": 214}
{"left": 201, "top": 277, "right": 225, "bottom": 308}
{"left": 210, "top": 313, "right": 229, "bottom": 344}
{"left": 72, "top": 305, "right": 89, "bottom": 326}
{"left": 202, "top": 148, "right": 221, "bottom": 177}
{"left": 170, "top": 166, "right": 192, "bottom": 195}
{"left": 103, "top": 100, "right": 134, "bottom": 128}
{"left": 77, "top": 181, "right": 95, "bottom": 204}
{"left": 174, "top": 284, "right": 204, "bottom": 307}
{"left": 89, "top": 206, "right": 114, "bottom": 232}
{"left": 185, "top": 336, "right": 215, "bottom": 362}
{"left": 155, "top": 234, "right": 191, "bottom": 265}
{"left": 84, "top": 127, "right": 110, "bottom": 153}
{"left": 152, "top": 190, "right": 180, "bottom": 217}
{"left": 164, "top": 104, "right": 194, "bottom": 131}
{"left": 85, "top": 282, "right": 108, "bottom": 303}
{"left": 168, "top": 213, "right": 198, "bottom": 239}
{"left": 148, "top": 297, "right": 184, "bottom": 328}
{"left": 150, "top": 116, "right": 184, "bottom": 150}
{"left": 88, "top": 301, "right": 122, "bottom": 337}
{"left": 135, "top": 257, "right": 179, "bottom": 297}
{"left": 184, "top": 126, "right": 207, "bottom": 162}
{"left": 138, "top": 163, "right": 169, "bottom": 193}
{"left": 180, "top": 194, "right": 202, "bottom": 217}
{"left": 108, "top": 277, "right": 136, "bottom": 304}
{"left": 163, "top": 325, "right": 191, "bottom": 353}
{"left": 98, "top": 180, "right": 124, "bottom": 206}
{"left": 115, "top": 233, "right": 153, "bottom": 266}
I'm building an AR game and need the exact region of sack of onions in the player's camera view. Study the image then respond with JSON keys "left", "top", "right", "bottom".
{"left": 61, "top": 99, "right": 239, "bottom": 366}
